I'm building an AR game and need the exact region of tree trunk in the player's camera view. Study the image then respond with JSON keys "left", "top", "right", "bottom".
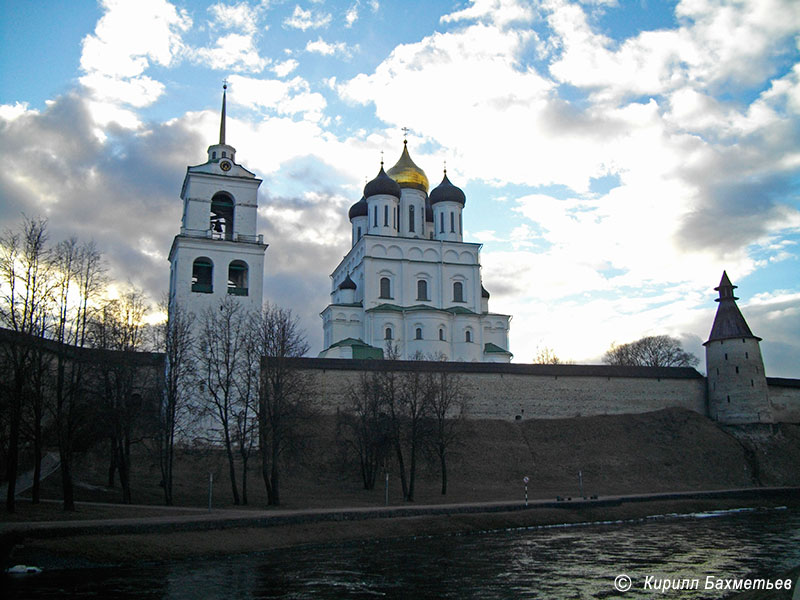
{"left": 269, "top": 438, "right": 280, "bottom": 506}
{"left": 117, "top": 439, "right": 131, "bottom": 504}
{"left": 241, "top": 456, "right": 248, "bottom": 506}
{"left": 224, "top": 435, "right": 240, "bottom": 506}
{"left": 440, "top": 450, "right": 448, "bottom": 495}
{"left": 394, "top": 440, "right": 408, "bottom": 501}
{"left": 407, "top": 438, "right": 417, "bottom": 502}
{"left": 31, "top": 432, "right": 42, "bottom": 504}
{"left": 5, "top": 379, "right": 22, "bottom": 513}
{"left": 107, "top": 438, "right": 117, "bottom": 487}
{"left": 60, "top": 447, "right": 75, "bottom": 511}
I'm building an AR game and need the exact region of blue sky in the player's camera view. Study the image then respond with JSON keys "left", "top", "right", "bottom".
{"left": 1, "top": 0, "right": 799, "bottom": 375}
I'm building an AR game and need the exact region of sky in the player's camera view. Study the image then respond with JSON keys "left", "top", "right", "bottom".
{"left": 1, "top": 0, "right": 799, "bottom": 376}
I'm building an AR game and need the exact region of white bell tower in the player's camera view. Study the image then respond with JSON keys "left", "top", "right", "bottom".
{"left": 168, "top": 85, "right": 267, "bottom": 317}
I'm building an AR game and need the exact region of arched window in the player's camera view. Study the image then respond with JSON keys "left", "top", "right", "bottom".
{"left": 439, "top": 328, "right": 445, "bottom": 341}
{"left": 450, "top": 212, "right": 455, "bottom": 233}
{"left": 439, "top": 212, "right": 444, "bottom": 233}
{"left": 415, "top": 327, "right": 423, "bottom": 340}
{"left": 357, "top": 226, "right": 362, "bottom": 240}
{"left": 379, "top": 277, "right": 391, "bottom": 299}
{"left": 385, "top": 327, "right": 393, "bottom": 340}
{"left": 417, "top": 279, "right": 428, "bottom": 301}
{"left": 453, "top": 281, "right": 464, "bottom": 302}
{"left": 192, "top": 257, "right": 213, "bottom": 293}
{"left": 373, "top": 206, "right": 378, "bottom": 227}
{"left": 210, "top": 193, "right": 234, "bottom": 240}
{"left": 459, "top": 213, "right": 463, "bottom": 234}
{"left": 384, "top": 205, "right": 389, "bottom": 226}
{"left": 212, "top": 151, "right": 217, "bottom": 159}
{"left": 465, "top": 330, "right": 472, "bottom": 343}
{"left": 227, "top": 260, "right": 248, "bottom": 296}
{"left": 409, "top": 205, "right": 415, "bottom": 232}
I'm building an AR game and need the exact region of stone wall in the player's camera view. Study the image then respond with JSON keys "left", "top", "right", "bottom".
{"left": 768, "top": 378, "right": 800, "bottom": 423}
{"left": 281, "top": 358, "right": 709, "bottom": 420}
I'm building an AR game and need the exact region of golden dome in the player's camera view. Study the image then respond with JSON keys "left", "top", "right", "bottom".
{"left": 386, "top": 141, "right": 429, "bottom": 193}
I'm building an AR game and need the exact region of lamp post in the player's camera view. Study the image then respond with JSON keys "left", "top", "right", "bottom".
{"left": 523, "top": 476, "right": 529, "bottom": 506}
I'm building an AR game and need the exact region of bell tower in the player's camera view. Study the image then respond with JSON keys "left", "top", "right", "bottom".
{"left": 168, "top": 85, "right": 267, "bottom": 316}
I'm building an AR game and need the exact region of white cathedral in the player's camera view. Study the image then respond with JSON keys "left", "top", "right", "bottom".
{"left": 168, "top": 88, "right": 511, "bottom": 362}
{"left": 318, "top": 141, "right": 512, "bottom": 362}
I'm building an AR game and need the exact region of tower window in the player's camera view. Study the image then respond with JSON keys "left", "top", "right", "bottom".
{"left": 227, "top": 260, "right": 248, "bottom": 296}
{"left": 417, "top": 280, "right": 428, "bottom": 301}
{"left": 450, "top": 212, "right": 455, "bottom": 233}
{"left": 751, "top": 379, "right": 754, "bottom": 387}
{"left": 379, "top": 277, "right": 391, "bottom": 299}
{"left": 384, "top": 205, "right": 388, "bottom": 227}
{"left": 745, "top": 352, "right": 748, "bottom": 359}
{"left": 212, "top": 151, "right": 217, "bottom": 159}
{"left": 374, "top": 206, "right": 378, "bottom": 227}
{"left": 735, "top": 366, "right": 739, "bottom": 374}
{"left": 415, "top": 327, "right": 423, "bottom": 340}
{"left": 453, "top": 281, "right": 464, "bottom": 303}
{"left": 440, "top": 213, "right": 444, "bottom": 233}
{"left": 459, "top": 213, "right": 462, "bottom": 234}
{"left": 210, "top": 193, "right": 234, "bottom": 240}
{"left": 222, "top": 151, "right": 227, "bottom": 158}
{"left": 465, "top": 330, "right": 472, "bottom": 343}
{"left": 385, "top": 327, "right": 393, "bottom": 340}
{"left": 191, "top": 257, "right": 213, "bottom": 293}
{"left": 727, "top": 395, "right": 730, "bottom": 403}
{"left": 724, "top": 353, "right": 728, "bottom": 360}
{"left": 409, "top": 205, "right": 415, "bottom": 232}
{"left": 357, "top": 226, "right": 362, "bottom": 240}
{"left": 439, "top": 328, "right": 445, "bottom": 341}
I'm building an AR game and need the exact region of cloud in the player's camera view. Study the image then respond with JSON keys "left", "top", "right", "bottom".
{"left": 79, "top": 0, "right": 191, "bottom": 108}
{"left": 193, "top": 33, "right": 270, "bottom": 72}
{"left": 345, "top": 4, "right": 358, "bottom": 27}
{"left": 283, "top": 5, "right": 332, "bottom": 31}
{"left": 306, "top": 38, "right": 354, "bottom": 58}
{"left": 440, "top": 0, "right": 537, "bottom": 27}
{"left": 208, "top": 1, "right": 260, "bottom": 34}
{"left": 228, "top": 74, "right": 327, "bottom": 122}
{"left": 272, "top": 59, "right": 299, "bottom": 77}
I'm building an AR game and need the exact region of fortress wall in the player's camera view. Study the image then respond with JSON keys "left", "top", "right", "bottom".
{"left": 284, "top": 358, "right": 708, "bottom": 420}
{"left": 768, "top": 379, "right": 800, "bottom": 423}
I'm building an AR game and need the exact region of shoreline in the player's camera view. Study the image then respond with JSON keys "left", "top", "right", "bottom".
{"left": 3, "top": 488, "right": 799, "bottom": 571}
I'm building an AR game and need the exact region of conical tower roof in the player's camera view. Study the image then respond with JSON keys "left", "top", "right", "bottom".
{"left": 704, "top": 271, "right": 760, "bottom": 344}
{"left": 386, "top": 140, "right": 429, "bottom": 193}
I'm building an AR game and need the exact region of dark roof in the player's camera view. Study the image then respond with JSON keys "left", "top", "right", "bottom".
{"left": 338, "top": 273, "right": 357, "bottom": 290}
{"left": 364, "top": 165, "right": 401, "bottom": 199}
{"left": 767, "top": 377, "right": 800, "bottom": 388}
{"left": 430, "top": 172, "right": 466, "bottom": 206}
{"left": 271, "top": 355, "right": 706, "bottom": 379}
{"left": 348, "top": 196, "right": 367, "bottom": 220}
{"left": 366, "top": 303, "right": 477, "bottom": 315}
{"left": 484, "top": 342, "right": 511, "bottom": 354}
{"left": 705, "top": 271, "right": 759, "bottom": 344}
{"left": 481, "top": 285, "right": 490, "bottom": 299}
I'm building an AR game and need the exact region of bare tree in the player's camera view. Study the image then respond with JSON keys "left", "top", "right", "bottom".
{"left": 0, "top": 217, "right": 53, "bottom": 513}
{"left": 158, "top": 300, "right": 195, "bottom": 505}
{"left": 603, "top": 335, "right": 699, "bottom": 368}
{"left": 88, "top": 288, "right": 149, "bottom": 504}
{"left": 196, "top": 296, "right": 249, "bottom": 505}
{"left": 339, "top": 369, "right": 389, "bottom": 490}
{"left": 533, "top": 345, "right": 564, "bottom": 365}
{"left": 253, "top": 303, "right": 311, "bottom": 506}
{"left": 396, "top": 353, "right": 433, "bottom": 502}
{"left": 427, "top": 367, "right": 468, "bottom": 495}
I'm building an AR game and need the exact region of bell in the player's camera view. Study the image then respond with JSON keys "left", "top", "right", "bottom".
{"left": 213, "top": 221, "right": 223, "bottom": 233}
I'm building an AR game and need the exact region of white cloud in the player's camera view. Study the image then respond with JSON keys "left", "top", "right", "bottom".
{"left": 208, "top": 1, "right": 260, "bottom": 34}
{"left": 306, "top": 38, "right": 354, "bottom": 58}
{"left": 0, "top": 102, "right": 36, "bottom": 122}
{"left": 193, "top": 33, "right": 270, "bottom": 72}
{"left": 283, "top": 5, "right": 332, "bottom": 31}
{"left": 345, "top": 5, "right": 359, "bottom": 27}
{"left": 228, "top": 74, "right": 327, "bottom": 122}
{"left": 79, "top": 0, "right": 191, "bottom": 109}
{"left": 441, "top": 0, "right": 536, "bottom": 27}
{"left": 273, "top": 59, "right": 299, "bottom": 77}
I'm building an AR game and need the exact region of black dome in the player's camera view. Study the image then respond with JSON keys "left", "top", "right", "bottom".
{"left": 364, "top": 166, "right": 401, "bottom": 199}
{"left": 429, "top": 172, "right": 466, "bottom": 206}
{"left": 338, "top": 274, "right": 357, "bottom": 290}
{"left": 348, "top": 196, "right": 367, "bottom": 220}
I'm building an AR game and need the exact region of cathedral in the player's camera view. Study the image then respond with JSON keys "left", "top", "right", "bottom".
{"left": 318, "top": 140, "right": 512, "bottom": 362}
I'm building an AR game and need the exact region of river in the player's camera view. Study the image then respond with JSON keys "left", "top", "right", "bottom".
{"left": 5, "top": 506, "right": 800, "bottom": 599}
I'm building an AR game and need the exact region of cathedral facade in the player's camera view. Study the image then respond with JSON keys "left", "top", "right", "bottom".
{"left": 319, "top": 141, "right": 512, "bottom": 362}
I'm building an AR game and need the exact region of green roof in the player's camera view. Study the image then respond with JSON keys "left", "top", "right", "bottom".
{"left": 328, "top": 338, "right": 383, "bottom": 360}
{"left": 484, "top": 342, "right": 511, "bottom": 354}
{"left": 366, "top": 303, "right": 476, "bottom": 315}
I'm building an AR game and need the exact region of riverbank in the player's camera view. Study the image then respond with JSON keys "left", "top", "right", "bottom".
{"left": 3, "top": 488, "right": 798, "bottom": 570}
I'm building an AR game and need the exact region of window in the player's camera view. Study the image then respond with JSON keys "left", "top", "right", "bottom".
{"left": 417, "top": 279, "right": 428, "bottom": 301}
{"left": 440, "top": 212, "right": 444, "bottom": 233}
{"left": 409, "top": 205, "right": 415, "bottom": 232}
{"left": 379, "top": 277, "right": 391, "bottom": 299}
{"left": 439, "top": 328, "right": 445, "bottom": 341}
{"left": 465, "top": 330, "right": 472, "bottom": 343}
{"left": 385, "top": 327, "right": 393, "bottom": 340}
{"left": 459, "top": 213, "right": 462, "bottom": 234}
{"left": 415, "top": 327, "right": 423, "bottom": 340}
{"left": 222, "top": 151, "right": 227, "bottom": 158}
{"left": 227, "top": 260, "right": 248, "bottom": 296}
{"left": 191, "top": 258, "right": 213, "bottom": 293}
{"left": 745, "top": 352, "right": 749, "bottom": 359}
{"left": 735, "top": 366, "right": 739, "bottom": 374}
{"left": 212, "top": 151, "right": 217, "bottom": 159}
{"left": 357, "top": 226, "right": 362, "bottom": 240}
{"left": 384, "top": 205, "right": 388, "bottom": 226}
{"left": 210, "top": 193, "right": 234, "bottom": 240}
{"left": 450, "top": 212, "right": 455, "bottom": 233}
{"left": 374, "top": 206, "right": 378, "bottom": 227}
{"left": 453, "top": 281, "right": 464, "bottom": 302}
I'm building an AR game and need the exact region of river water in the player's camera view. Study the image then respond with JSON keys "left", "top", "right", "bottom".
{"left": 5, "top": 506, "right": 800, "bottom": 599}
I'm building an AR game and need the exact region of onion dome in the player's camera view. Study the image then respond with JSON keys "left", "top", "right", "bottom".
{"left": 338, "top": 273, "right": 357, "bottom": 290}
{"left": 430, "top": 170, "right": 466, "bottom": 206}
{"left": 348, "top": 196, "right": 367, "bottom": 220}
{"left": 387, "top": 141, "right": 429, "bottom": 193}
{"left": 364, "top": 165, "right": 401, "bottom": 199}
{"left": 481, "top": 285, "right": 490, "bottom": 299}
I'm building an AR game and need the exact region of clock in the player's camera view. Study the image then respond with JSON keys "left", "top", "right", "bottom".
{"left": 220, "top": 160, "right": 232, "bottom": 172}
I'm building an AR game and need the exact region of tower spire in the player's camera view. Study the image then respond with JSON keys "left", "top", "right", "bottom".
{"left": 219, "top": 81, "right": 227, "bottom": 145}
